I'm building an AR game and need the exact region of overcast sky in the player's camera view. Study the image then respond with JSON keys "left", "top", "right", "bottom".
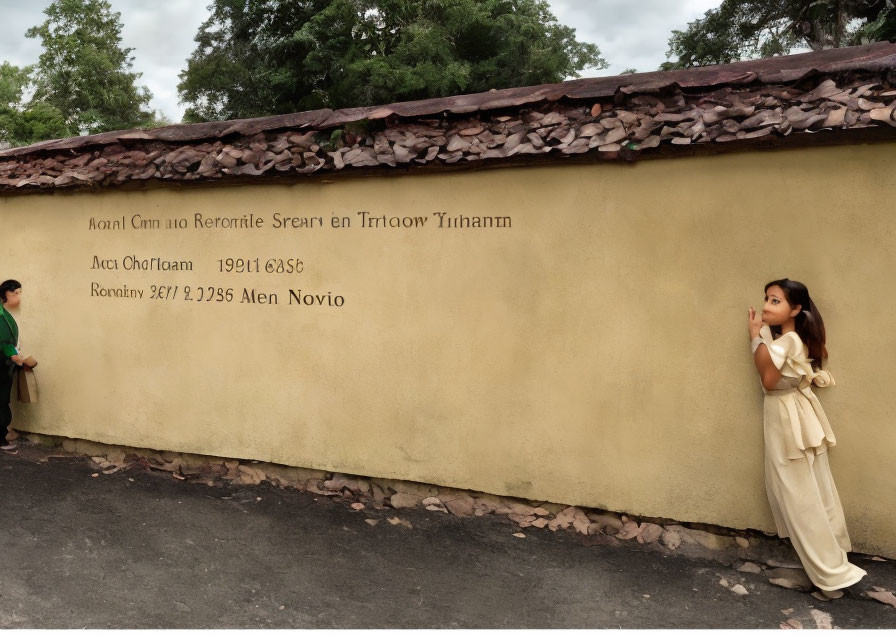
{"left": 0, "top": 0, "right": 722, "bottom": 122}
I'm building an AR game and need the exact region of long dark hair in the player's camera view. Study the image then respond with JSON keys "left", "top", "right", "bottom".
{"left": 765, "top": 278, "right": 827, "bottom": 370}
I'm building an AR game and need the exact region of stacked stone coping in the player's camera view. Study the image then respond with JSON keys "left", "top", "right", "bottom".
{"left": 1, "top": 72, "right": 895, "bottom": 195}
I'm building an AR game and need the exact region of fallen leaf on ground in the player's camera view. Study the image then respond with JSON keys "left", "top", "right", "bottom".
{"left": 810, "top": 609, "right": 832, "bottom": 629}
{"left": 350, "top": 502, "right": 365, "bottom": 510}
{"left": 767, "top": 559, "right": 803, "bottom": 569}
{"left": 730, "top": 584, "right": 749, "bottom": 596}
{"left": 616, "top": 520, "right": 644, "bottom": 540}
{"left": 512, "top": 533, "right": 526, "bottom": 538}
{"left": 770, "top": 577, "right": 813, "bottom": 592}
{"left": 738, "top": 562, "right": 763, "bottom": 574}
{"left": 364, "top": 519, "right": 378, "bottom": 526}
{"left": 865, "top": 588, "right": 896, "bottom": 608}
{"left": 767, "top": 568, "right": 813, "bottom": 592}
{"left": 387, "top": 517, "right": 401, "bottom": 525}
{"left": 780, "top": 619, "right": 803, "bottom": 629}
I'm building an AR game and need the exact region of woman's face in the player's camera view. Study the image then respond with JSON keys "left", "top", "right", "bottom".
{"left": 3, "top": 288, "right": 21, "bottom": 309}
{"left": 762, "top": 285, "right": 798, "bottom": 326}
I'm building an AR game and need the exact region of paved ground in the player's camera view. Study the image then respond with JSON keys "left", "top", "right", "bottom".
{"left": 1, "top": 445, "right": 894, "bottom": 629}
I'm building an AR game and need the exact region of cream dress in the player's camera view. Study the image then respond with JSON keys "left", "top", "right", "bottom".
{"left": 757, "top": 325, "right": 866, "bottom": 591}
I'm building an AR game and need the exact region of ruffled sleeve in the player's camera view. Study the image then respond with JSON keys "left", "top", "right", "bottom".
{"left": 758, "top": 325, "right": 798, "bottom": 371}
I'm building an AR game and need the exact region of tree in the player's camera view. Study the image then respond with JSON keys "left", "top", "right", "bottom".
{"left": 662, "top": 0, "right": 895, "bottom": 70}
{"left": 0, "top": 62, "right": 70, "bottom": 147}
{"left": 26, "top": 0, "right": 154, "bottom": 134}
{"left": 178, "top": 0, "right": 607, "bottom": 122}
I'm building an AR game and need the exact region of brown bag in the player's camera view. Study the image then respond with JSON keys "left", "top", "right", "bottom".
{"left": 17, "top": 367, "right": 37, "bottom": 403}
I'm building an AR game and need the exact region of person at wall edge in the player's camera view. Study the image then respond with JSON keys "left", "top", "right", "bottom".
{"left": 0, "top": 279, "right": 24, "bottom": 450}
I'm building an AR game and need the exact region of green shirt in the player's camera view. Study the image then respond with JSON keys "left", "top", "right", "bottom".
{"left": 0, "top": 306, "right": 19, "bottom": 358}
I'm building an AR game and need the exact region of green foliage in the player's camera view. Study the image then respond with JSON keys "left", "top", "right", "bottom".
{"left": 0, "top": 62, "right": 71, "bottom": 147}
{"left": 854, "top": 1, "right": 896, "bottom": 41}
{"left": 26, "top": 0, "right": 154, "bottom": 134}
{"left": 0, "top": 62, "right": 33, "bottom": 108}
{"left": 663, "top": 0, "right": 893, "bottom": 69}
{"left": 178, "top": 0, "right": 607, "bottom": 122}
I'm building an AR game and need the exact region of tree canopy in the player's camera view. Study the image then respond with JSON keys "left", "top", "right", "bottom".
{"left": 25, "top": 0, "right": 155, "bottom": 134}
{"left": 0, "top": 62, "right": 70, "bottom": 147}
{"left": 178, "top": 0, "right": 607, "bottom": 122}
{"left": 662, "top": 0, "right": 896, "bottom": 70}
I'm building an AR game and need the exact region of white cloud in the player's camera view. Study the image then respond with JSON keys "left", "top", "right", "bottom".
{"left": 546, "top": 0, "right": 723, "bottom": 75}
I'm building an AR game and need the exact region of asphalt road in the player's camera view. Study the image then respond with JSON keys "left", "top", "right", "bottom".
{"left": 1, "top": 446, "right": 894, "bottom": 629}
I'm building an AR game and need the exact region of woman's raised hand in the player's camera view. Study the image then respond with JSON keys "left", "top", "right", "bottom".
{"left": 748, "top": 306, "right": 763, "bottom": 339}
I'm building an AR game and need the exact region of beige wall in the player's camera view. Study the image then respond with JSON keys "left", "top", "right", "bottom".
{"left": 3, "top": 142, "right": 894, "bottom": 556}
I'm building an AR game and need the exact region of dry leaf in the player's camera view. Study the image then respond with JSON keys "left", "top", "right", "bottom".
{"left": 866, "top": 589, "right": 896, "bottom": 608}
{"left": 512, "top": 532, "right": 526, "bottom": 538}
{"left": 769, "top": 578, "right": 813, "bottom": 592}
{"left": 767, "top": 567, "right": 812, "bottom": 591}
{"left": 810, "top": 609, "right": 832, "bottom": 630}
{"left": 738, "top": 562, "right": 762, "bottom": 574}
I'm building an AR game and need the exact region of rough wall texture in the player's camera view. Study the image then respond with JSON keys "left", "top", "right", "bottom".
{"left": 4, "top": 142, "right": 895, "bottom": 557}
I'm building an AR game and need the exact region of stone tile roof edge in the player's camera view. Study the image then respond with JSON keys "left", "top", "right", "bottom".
{"left": 3, "top": 42, "right": 895, "bottom": 159}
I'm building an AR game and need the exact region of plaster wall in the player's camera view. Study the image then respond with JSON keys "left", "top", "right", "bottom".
{"left": 3, "top": 142, "right": 894, "bottom": 556}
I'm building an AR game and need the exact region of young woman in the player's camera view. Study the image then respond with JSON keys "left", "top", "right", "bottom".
{"left": 748, "top": 278, "right": 866, "bottom": 595}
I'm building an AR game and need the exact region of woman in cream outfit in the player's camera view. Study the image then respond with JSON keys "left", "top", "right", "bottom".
{"left": 748, "top": 278, "right": 866, "bottom": 595}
